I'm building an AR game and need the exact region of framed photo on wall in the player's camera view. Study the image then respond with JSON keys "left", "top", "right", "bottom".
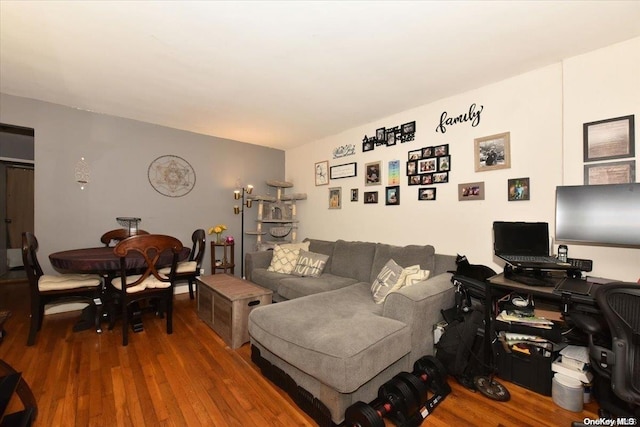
{"left": 328, "top": 187, "right": 342, "bottom": 209}
{"left": 385, "top": 186, "right": 400, "bottom": 205}
{"left": 507, "top": 177, "right": 530, "bottom": 201}
{"left": 365, "top": 161, "right": 381, "bottom": 186}
{"left": 583, "top": 115, "right": 635, "bottom": 162}
{"left": 458, "top": 182, "right": 485, "bottom": 201}
{"left": 418, "top": 187, "right": 436, "bottom": 201}
{"left": 330, "top": 162, "right": 357, "bottom": 179}
{"left": 364, "top": 191, "right": 378, "bottom": 204}
{"left": 315, "top": 161, "right": 329, "bottom": 186}
{"left": 474, "top": 132, "right": 511, "bottom": 172}
{"left": 350, "top": 188, "right": 359, "bottom": 202}
{"left": 584, "top": 160, "right": 636, "bottom": 185}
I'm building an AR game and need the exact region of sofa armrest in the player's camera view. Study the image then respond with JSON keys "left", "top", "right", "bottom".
{"left": 382, "top": 272, "right": 455, "bottom": 366}
{"left": 245, "top": 250, "right": 273, "bottom": 281}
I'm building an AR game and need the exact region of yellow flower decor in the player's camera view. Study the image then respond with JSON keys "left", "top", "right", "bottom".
{"left": 208, "top": 224, "right": 228, "bottom": 244}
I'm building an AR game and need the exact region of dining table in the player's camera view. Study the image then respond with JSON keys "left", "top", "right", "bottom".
{"left": 49, "top": 246, "right": 190, "bottom": 275}
{"left": 49, "top": 245, "right": 190, "bottom": 333}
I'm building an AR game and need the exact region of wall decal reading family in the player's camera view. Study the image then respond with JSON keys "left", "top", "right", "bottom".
{"left": 435, "top": 103, "right": 483, "bottom": 133}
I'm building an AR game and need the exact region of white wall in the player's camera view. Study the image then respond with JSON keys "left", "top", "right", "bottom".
{"left": 561, "top": 37, "right": 640, "bottom": 280}
{"left": 0, "top": 94, "right": 285, "bottom": 279}
{"left": 287, "top": 37, "right": 639, "bottom": 282}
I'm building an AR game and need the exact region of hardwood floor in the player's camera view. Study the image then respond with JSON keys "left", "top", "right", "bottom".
{"left": 0, "top": 281, "right": 599, "bottom": 426}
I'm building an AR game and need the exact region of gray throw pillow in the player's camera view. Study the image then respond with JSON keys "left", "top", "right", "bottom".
{"left": 292, "top": 250, "right": 329, "bottom": 277}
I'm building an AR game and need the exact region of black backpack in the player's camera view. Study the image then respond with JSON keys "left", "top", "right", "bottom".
{"left": 435, "top": 308, "right": 487, "bottom": 389}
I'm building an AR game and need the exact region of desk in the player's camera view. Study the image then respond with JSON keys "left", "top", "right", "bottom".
{"left": 489, "top": 273, "right": 598, "bottom": 315}
{"left": 486, "top": 273, "right": 600, "bottom": 395}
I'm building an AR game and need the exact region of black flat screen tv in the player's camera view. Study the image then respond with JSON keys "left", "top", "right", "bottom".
{"left": 555, "top": 183, "right": 640, "bottom": 247}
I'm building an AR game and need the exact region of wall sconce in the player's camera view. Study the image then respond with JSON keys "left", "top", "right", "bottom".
{"left": 74, "top": 157, "right": 90, "bottom": 190}
{"left": 233, "top": 184, "right": 253, "bottom": 278}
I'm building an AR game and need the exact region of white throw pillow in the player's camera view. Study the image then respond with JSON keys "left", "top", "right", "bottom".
{"left": 403, "top": 267, "right": 431, "bottom": 287}
{"left": 371, "top": 259, "right": 404, "bottom": 304}
{"left": 267, "top": 241, "right": 310, "bottom": 274}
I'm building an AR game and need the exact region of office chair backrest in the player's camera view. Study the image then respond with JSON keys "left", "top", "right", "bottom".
{"left": 596, "top": 282, "right": 640, "bottom": 405}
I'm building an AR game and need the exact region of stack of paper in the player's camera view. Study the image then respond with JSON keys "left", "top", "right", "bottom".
{"left": 552, "top": 345, "right": 593, "bottom": 383}
{"left": 496, "top": 310, "right": 555, "bottom": 329}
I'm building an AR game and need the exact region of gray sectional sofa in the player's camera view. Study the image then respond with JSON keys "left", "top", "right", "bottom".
{"left": 246, "top": 239, "right": 456, "bottom": 426}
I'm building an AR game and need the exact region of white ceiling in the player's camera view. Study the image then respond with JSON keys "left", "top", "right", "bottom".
{"left": 1, "top": 1, "right": 639, "bottom": 150}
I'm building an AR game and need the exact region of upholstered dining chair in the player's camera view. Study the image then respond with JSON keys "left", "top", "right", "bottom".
{"left": 158, "top": 229, "right": 206, "bottom": 299}
{"left": 107, "top": 234, "right": 183, "bottom": 346}
{"left": 100, "top": 228, "right": 149, "bottom": 247}
{"left": 22, "top": 232, "right": 102, "bottom": 346}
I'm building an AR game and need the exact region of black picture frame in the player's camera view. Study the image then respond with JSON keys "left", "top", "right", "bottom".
{"left": 363, "top": 140, "right": 374, "bottom": 152}
{"left": 507, "top": 177, "right": 530, "bottom": 201}
{"left": 583, "top": 115, "right": 635, "bottom": 162}
{"left": 408, "top": 175, "right": 421, "bottom": 186}
{"left": 438, "top": 155, "right": 451, "bottom": 172}
{"left": 418, "top": 187, "right": 436, "bottom": 201}
{"left": 408, "top": 149, "right": 422, "bottom": 160}
{"left": 376, "top": 127, "right": 386, "bottom": 142}
{"left": 364, "top": 191, "right": 378, "bottom": 204}
{"left": 386, "top": 130, "right": 397, "bottom": 146}
{"left": 385, "top": 186, "right": 400, "bottom": 205}
{"left": 406, "top": 161, "right": 417, "bottom": 176}
{"left": 433, "top": 172, "right": 448, "bottom": 184}
{"left": 434, "top": 144, "right": 449, "bottom": 156}
{"left": 401, "top": 121, "right": 416, "bottom": 135}
{"left": 330, "top": 162, "right": 357, "bottom": 179}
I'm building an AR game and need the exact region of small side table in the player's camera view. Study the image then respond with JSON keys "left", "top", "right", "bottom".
{"left": 211, "top": 242, "right": 235, "bottom": 275}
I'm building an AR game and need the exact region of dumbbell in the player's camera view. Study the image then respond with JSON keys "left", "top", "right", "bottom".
{"left": 345, "top": 371, "right": 432, "bottom": 427}
{"left": 345, "top": 356, "right": 451, "bottom": 427}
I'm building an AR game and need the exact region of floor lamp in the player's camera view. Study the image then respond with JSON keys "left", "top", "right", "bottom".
{"left": 233, "top": 185, "right": 253, "bottom": 278}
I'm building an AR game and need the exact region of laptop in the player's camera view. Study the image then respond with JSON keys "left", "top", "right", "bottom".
{"left": 493, "top": 221, "right": 572, "bottom": 270}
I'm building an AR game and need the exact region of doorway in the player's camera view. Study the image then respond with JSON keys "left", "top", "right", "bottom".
{"left": 0, "top": 124, "right": 35, "bottom": 280}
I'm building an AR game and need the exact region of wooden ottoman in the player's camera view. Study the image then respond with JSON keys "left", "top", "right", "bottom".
{"left": 196, "top": 274, "right": 272, "bottom": 349}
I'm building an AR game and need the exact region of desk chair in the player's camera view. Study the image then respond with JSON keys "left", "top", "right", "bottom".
{"left": 570, "top": 282, "right": 640, "bottom": 417}
{"left": 107, "top": 234, "right": 183, "bottom": 346}
{"left": 22, "top": 232, "right": 102, "bottom": 346}
{"left": 100, "top": 228, "right": 149, "bottom": 247}
{"left": 158, "top": 229, "right": 205, "bottom": 299}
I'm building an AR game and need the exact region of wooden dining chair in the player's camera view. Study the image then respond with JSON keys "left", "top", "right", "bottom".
{"left": 22, "top": 232, "right": 102, "bottom": 346}
{"left": 100, "top": 228, "right": 149, "bottom": 247}
{"left": 158, "top": 229, "right": 206, "bottom": 299}
{"left": 107, "top": 234, "right": 183, "bottom": 346}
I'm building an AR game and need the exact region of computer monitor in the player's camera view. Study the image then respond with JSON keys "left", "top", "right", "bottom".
{"left": 555, "top": 183, "right": 640, "bottom": 247}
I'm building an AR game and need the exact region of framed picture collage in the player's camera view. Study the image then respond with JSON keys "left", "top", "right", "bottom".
{"left": 406, "top": 144, "right": 451, "bottom": 186}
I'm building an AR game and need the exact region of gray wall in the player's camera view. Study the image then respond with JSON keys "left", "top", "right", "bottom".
{"left": 0, "top": 93, "right": 285, "bottom": 279}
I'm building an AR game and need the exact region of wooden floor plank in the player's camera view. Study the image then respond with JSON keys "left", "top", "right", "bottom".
{"left": 0, "top": 281, "right": 599, "bottom": 426}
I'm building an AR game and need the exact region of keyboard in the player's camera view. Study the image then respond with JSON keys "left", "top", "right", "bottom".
{"left": 504, "top": 255, "right": 561, "bottom": 263}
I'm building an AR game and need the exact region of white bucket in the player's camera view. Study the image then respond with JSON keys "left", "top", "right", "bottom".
{"left": 552, "top": 374, "right": 584, "bottom": 412}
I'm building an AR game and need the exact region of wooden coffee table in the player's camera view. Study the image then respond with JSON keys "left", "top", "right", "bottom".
{"left": 196, "top": 274, "right": 272, "bottom": 349}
